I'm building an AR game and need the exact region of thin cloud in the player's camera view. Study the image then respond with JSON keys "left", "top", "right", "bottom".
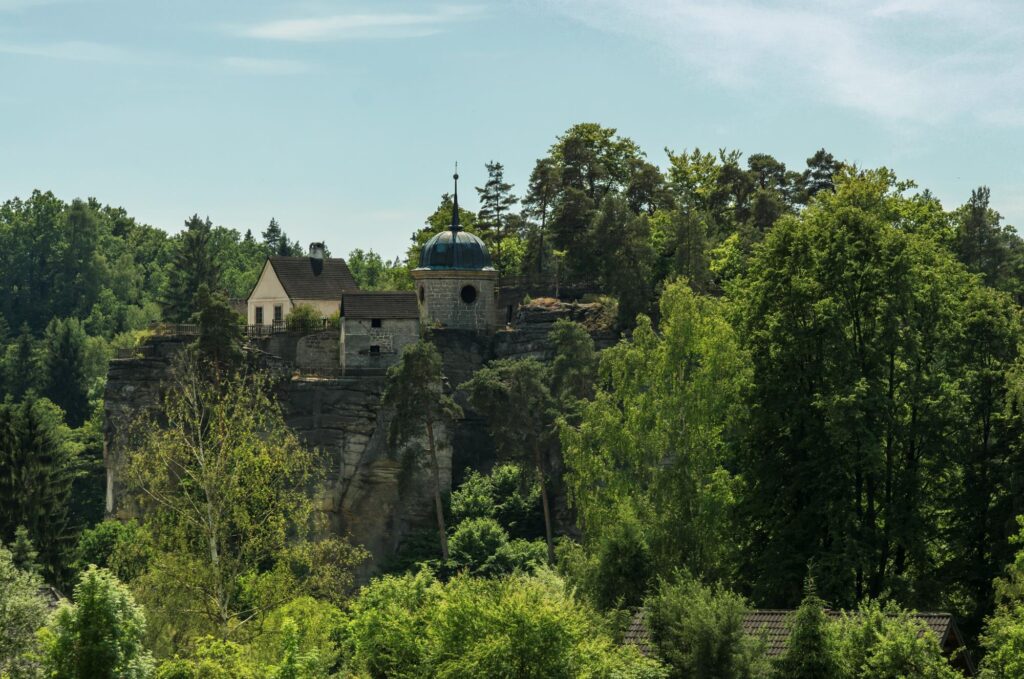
{"left": 222, "top": 56, "right": 311, "bottom": 75}
{"left": 238, "top": 5, "right": 480, "bottom": 42}
{"left": 0, "top": 40, "right": 124, "bottom": 61}
{"left": 537, "top": 0, "right": 1024, "bottom": 126}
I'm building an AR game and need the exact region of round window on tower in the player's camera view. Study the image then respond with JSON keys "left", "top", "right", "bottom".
{"left": 460, "top": 284, "right": 478, "bottom": 304}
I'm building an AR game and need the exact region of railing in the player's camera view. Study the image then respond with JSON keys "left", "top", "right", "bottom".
{"left": 147, "top": 322, "right": 200, "bottom": 336}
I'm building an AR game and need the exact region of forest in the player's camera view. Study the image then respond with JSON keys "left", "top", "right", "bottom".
{"left": 2, "top": 122, "right": 1024, "bottom": 677}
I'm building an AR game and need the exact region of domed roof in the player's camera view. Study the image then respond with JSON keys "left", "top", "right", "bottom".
{"left": 418, "top": 229, "right": 492, "bottom": 270}
{"left": 416, "top": 167, "right": 494, "bottom": 271}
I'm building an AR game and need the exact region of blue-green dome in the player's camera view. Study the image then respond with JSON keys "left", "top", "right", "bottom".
{"left": 418, "top": 229, "right": 493, "bottom": 270}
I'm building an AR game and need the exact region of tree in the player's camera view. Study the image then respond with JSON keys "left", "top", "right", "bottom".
{"left": 463, "top": 359, "right": 558, "bottom": 563}
{"left": 476, "top": 161, "right": 518, "bottom": 272}
{"left": 775, "top": 581, "right": 838, "bottom": 678}
{"left": 796, "top": 148, "right": 843, "bottom": 204}
{"left": 38, "top": 316, "right": 91, "bottom": 427}
{"left": 979, "top": 517, "right": 1024, "bottom": 678}
{"left": 0, "top": 542, "right": 48, "bottom": 678}
{"left": 125, "top": 357, "right": 319, "bottom": 639}
{"left": 832, "top": 600, "right": 961, "bottom": 679}
{"left": 190, "top": 284, "right": 243, "bottom": 368}
{"left": 41, "top": 566, "right": 154, "bottom": 678}
{"left": 343, "top": 570, "right": 667, "bottom": 678}
{"left": 382, "top": 341, "right": 462, "bottom": 562}
{"left": 71, "top": 519, "right": 153, "bottom": 583}
{"left": 0, "top": 397, "right": 79, "bottom": 585}
{"left": 522, "top": 158, "right": 561, "bottom": 274}
{"left": 562, "top": 280, "right": 749, "bottom": 586}
{"left": 2, "top": 324, "right": 36, "bottom": 400}
{"left": 954, "top": 187, "right": 1012, "bottom": 289}
{"left": 645, "top": 575, "right": 768, "bottom": 679}
{"left": 162, "top": 215, "right": 221, "bottom": 322}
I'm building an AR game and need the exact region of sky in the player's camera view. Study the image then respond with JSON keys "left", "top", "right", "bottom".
{"left": 1, "top": 0, "right": 1023, "bottom": 258}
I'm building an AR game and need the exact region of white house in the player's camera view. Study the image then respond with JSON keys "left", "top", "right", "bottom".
{"left": 246, "top": 243, "right": 359, "bottom": 326}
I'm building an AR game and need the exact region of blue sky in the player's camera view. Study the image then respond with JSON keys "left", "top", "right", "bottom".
{"left": 2, "top": 0, "right": 1022, "bottom": 259}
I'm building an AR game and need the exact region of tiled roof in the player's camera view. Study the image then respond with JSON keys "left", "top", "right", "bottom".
{"left": 267, "top": 257, "right": 358, "bottom": 300}
{"left": 626, "top": 608, "right": 958, "bottom": 657}
{"left": 342, "top": 291, "right": 419, "bottom": 319}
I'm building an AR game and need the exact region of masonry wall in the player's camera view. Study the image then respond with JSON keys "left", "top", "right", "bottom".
{"left": 414, "top": 271, "right": 498, "bottom": 333}
{"left": 341, "top": 318, "right": 420, "bottom": 374}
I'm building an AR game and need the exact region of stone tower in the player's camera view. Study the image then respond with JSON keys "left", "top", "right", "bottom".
{"left": 412, "top": 170, "right": 497, "bottom": 333}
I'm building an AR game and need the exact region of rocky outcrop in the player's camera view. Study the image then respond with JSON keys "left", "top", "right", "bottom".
{"left": 103, "top": 300, "right": 616, "bottom": 575}
{"left": 493, "top": 298, "right": 618, "bottom": 361}
{"left": 104, "top": 342, "right": 451, "bottom": 576}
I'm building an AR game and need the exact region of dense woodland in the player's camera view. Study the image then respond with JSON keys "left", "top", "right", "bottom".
{"left": 3, "top": 123, "right": 1024, "bottom": 676}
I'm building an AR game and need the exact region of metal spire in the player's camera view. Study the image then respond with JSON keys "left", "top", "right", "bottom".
{"left": 451, "top": 162, "right": 461, "bottom": 233}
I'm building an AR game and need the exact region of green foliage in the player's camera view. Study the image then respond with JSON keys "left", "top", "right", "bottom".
{"left": 41, "top": 565, "right": 154, "bottom": 679}
{"left": 475, "top": 161, "right": 520, "bottom": 273}
{"left": 154, "top": 637, "right": 261, "bottom": 679}
{"left": 383, "top": 341, "right": 463, "bottom": 563}
{"left": 284, "top": 303, "right": 322, "bottom": 331}
{"left": 190, "top": 284, "right": 243, "bottom": 367}
{"left": 162, "top": 215, "right": 221, "bottom": 322}
{"left": 0, "top": 397, "right": 81, "bottom": 586}
{"left": 980, "top": 517, "right": 1024, "bottom": 678}
{"left": 450, "top": 464, "right": 543, "bottom": 541}
{"left": 645, "top": 575, "right": 768, "bottom": 679}
{"left": 548, "top": 318, "right": 597, "bottom": 410}
{"left": 462, "top": 359, "right": 559, "bottom": 563}
{"left": 38, "top": 317, "right": 92, "bottom": 427}
{"left": 774, "top": 582, "right": 837, "bottom": 679}
{"left": 562, "top": 279, "right": 749, "bottom": 596}
{"left": 343, "top": 569, "right": 668, "bottom": 679}
{"left": 736, "top": 168, "right": 1024, "bottom": 622}
{"left": 831, "top": 600, "right": 961, "bottom": 679}
{"left": 125, "top": 357, "right": 321, "bottom": 641}
{"left": 71, "top": 519, "right": 153, "bottom": 583}
{"left": 0, "top": 542, "right": 48, "bottom": 677}
{"left": 347, "top": 248, "right": 412, "bottom": 290}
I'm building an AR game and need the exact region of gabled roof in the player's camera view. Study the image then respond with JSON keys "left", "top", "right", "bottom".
{"left": 625, "top": 608, "right": 974, "bottom": 674}
{"left": 266, "top": 257, "right": 359, "bottom": 301}
{"left": 342, "top": 291, "right": 419, "bottom": 319}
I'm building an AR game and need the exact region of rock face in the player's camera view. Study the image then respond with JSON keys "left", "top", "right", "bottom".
{"left": 103, "top": 298, "right": 614, "bottom": 575}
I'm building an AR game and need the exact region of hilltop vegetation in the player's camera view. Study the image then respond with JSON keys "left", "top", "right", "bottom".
{"left": 3, "top": 123, "right": 1024, "bottom": 675}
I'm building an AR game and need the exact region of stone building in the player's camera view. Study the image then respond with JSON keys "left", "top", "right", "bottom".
{"left": 412, "top": 171, "right": 498, "bottom": 334}
{"left": 340, "top": 291, "right": 420, "bottom": 375}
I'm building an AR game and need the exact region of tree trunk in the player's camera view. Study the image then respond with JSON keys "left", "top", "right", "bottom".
{"left": 426, "top": 421, "right": 449, "bottom": 562}
{"left": 534, "top": 445, "right": 555, "bottom": 564}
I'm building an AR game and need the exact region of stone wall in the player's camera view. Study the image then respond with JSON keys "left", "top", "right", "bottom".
{"left": 296, "top": 331, "right": 341, "bottom": 372}
{"left": 341, "top": 318, "right": 419, "bottom": 375}
{"left": 413, "top": 270, "right": 498, "bottom": 333}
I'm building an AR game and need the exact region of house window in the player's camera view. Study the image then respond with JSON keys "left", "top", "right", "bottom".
{"left": 371, "top": 318, "right": 382, "bottom": 328}
{"left": 274, "top": 305, "right": 283, "bottom": 322}
{"left": 255, "top": 306, "right": 264, "bottom": 325}
{"left": 369, "top": 345, "right": 381, "bottom": 356}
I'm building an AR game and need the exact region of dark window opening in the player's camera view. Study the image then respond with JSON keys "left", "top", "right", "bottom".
{"left": 461, "top": 285, "right": 478, "bottom": 304}
{"left": 369, "top": 345, "right": 381, "bottom": 356}
{"left": 255, "top": 306, "right": 264, "bottom": 325}
{"left": 273, "top": 305, "right": 283, "bottom": 322}
{"left": 371, "top": 318, "right": 382, "bottom": 328}
{"left": 419, "top": 287, "right": 425, "bottom": 302}
{"left": 506, "top": 304, "right": 513, "bottom": 324}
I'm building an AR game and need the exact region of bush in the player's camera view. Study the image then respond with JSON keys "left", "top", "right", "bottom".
{"left": 41, "top": 566, "right": 154, "bottom": 679}
{"left": 343, "top": 569, "right": 668, "bottom": 678}
{"left": 285, "top": 304, "right": 323, "bottom": 331}
{"left": 645, "top": 575, "right": 768, "bottom": 679}
{"left": 72, "top": 519, "right": 153, "bottom": 583}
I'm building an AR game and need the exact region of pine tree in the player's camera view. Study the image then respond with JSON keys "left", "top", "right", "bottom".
{"left": 523, "top": 158, "right": 561, "bottom": 274}
{"left": 775, "top": 579, "right": 838, "bottom": 678}
{"left": 2, "top": 324, "right": 35, "bottom": 400}
{"left": 0, "top": 398, "right": 77, "bottom": 585}
{"left": 476, "top": 161, "right": 518, "bottom": 272}
{"left": 38, "top": 317, "right": 91, "bottom": 427}
{"left": 262, "top": 217, "right": 284, "bottom": 254}
{"left": 10, "top": 525, "right": 40, "bottom": 574}
{"left": 161, "top": 214, "right": 221, "bottom": 322}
